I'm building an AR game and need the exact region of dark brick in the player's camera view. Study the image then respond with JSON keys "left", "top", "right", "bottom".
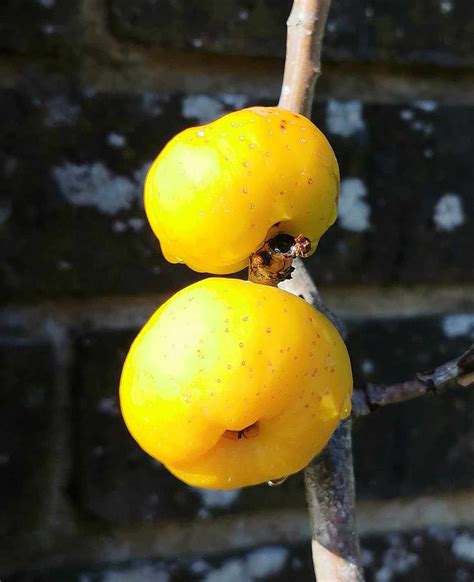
{"left": 6, "top": 529, "right": 474, "bottom": 581}
{"left": 362, "top": 528, "right": 474, "bottom": 582}
{"left": 5, "top": 543, "right": 310, "bottom": 581}
{"left": 310, "top": 100, "right": 474, "bottom": 285}
{"left": 348, "top": 315, "right": 474, "bottom": 499}
{"left": 74, "top": 314, "right": 472, "bottom": 525}
{"left": 1, "top": 84, "right": 472, "bottom": 299}
{"left": 108, "top": 0, "right": 474, "bottom": 68}
{"left": 74, "top": 329, "right": 202, "bottom": 525}
{"left": 0, "top": 83, "right": 203, "bottom": 300}
{"left": 0, "top": 334, "right": 55, "bottom": 541}
{"left": 0, "top": 0, "right": 80, "bottom": 58}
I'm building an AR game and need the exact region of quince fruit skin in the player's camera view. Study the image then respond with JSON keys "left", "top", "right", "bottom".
{"left": 120, "top": 278, "right": 352, "bottom": 489}
{"left": 145, "top": 106, "right": 339, "bottom": 275}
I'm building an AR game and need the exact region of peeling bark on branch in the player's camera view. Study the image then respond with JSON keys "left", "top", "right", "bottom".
{"left": 305, "top": 423, "right": 362, "bottom": 582}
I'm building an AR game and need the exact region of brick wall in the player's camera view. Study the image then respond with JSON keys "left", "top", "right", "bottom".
{"left": 1, "top": 1, "right": 473, "bottom": 580}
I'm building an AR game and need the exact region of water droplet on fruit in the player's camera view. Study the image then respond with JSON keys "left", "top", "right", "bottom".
{"left": 268, "top": 476, "right": 288, "bottom": 487}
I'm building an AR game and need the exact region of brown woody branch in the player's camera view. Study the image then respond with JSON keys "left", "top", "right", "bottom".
{"left": 352, "top": 346, "right": 474, "bottom": 417}
{"left": 277, "top": 1, "right": 364, "bottom": 580}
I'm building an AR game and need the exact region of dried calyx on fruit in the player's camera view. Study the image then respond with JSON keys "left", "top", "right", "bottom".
{"left": 145, "top": 106, "right": 339, "bottom": 274}
{"left": 249, "top": 233, "right": 311, "bottom": 286}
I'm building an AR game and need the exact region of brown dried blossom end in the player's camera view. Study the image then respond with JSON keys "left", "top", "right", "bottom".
{"left": 248, "top": 233, "right": 311, "bottom": 287}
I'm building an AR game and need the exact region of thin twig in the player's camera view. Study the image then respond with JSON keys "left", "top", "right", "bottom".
{"left": 278, "top": 1, "right": 363, "bottom": 580}
{"left": 352, "top": 346, "right": 474, "bottom": 417}
{"left": 279, "top": 0, "right": 331, "bottom": 117}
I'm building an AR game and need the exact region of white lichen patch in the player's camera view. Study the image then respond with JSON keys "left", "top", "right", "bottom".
{"left": 204, "top": 547, "right": 288, "bottom": 582}
{"left": 440, "top": 0, "right": 453, "bottom": 14}
{"left": 37, "top": 0, "right": 55, "bottom": 8}
{"left": 197, "top": 488, "right": 240, "bottom": 509}
{"left": 97, "top": 397, "right": 120, "bottom": 416}
{"left": 442, "top": 314, "right": 474, "bottom": 338}
{"left": 424, "top": 148, "right": 434, "bottom": 159}
{"left": 338, "top": 178, "right": 371, "bottom": 232}
{"left": 182, "top": 95, "right": 224, "bottom": 124}
{"left": 141, "top": 93, "right": 167, "bottom": 116}
{"left": 190, "top": 560, "right": 211, "bottom": 575}
{"left": 415, "top": 100, "right": 438, "bottom": 112}
{"left": 107, "top": 132, "right": 127, "bottom": 148}
{"left": 128, "top": 217, "right": 145, "bottom": 232}
{"left": 361, "top": 359, "right": 375, "bottom": 374}
{"left": 411, "top": 120, "right": 433, "bottom": 135}
{"left": 205, "top": 559, "right": 246, "bottom": 582}
{"left": 433, "top": 193, "right": 465, "bottom": 231}
{"left": 113, "top": 217, "right": 145, "bottom": 234}
{"left": 220, "top": 94, "right": 247, "bottom": 110}
{"left": 326, "top": 100, "right": 365, "bottom": 138}
{"left": 100, "top": 565, "right": 169, "bottom": 582}
{"left": 361, "top": 548, "right": 374, "bottom": 566}
{"left": 400, "top": 109, "right": 414, "bottom": 121}
{"left": 53, "top": 162, "right": 138, "bottom": 215}
{"left": 452, "top": 533, "right": 474, "bottom": 562}
{"left": 375, "top": 535, "right": 419, "bottom": 582}
{"left": 45, "top": 96, "right": 80, "bottom": 127}
{"left": 246, "top": 546, "right": 289, "bottom": 578}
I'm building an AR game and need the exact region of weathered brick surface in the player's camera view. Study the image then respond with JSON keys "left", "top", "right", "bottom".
{"left": 0, "top": 84, "right": 201, "bottom": 300}
{"left": 73, "top": 315, "right": 473, "bottom": 525}
{"left": 348, "top": 315, "right": 474, "bottom": 499}
{"left": 108, "top": 0, "right": 474, "bottom": 67}
{"left": 74, "top": 330, "right": 201, "bottom": 524}
{"left": 7, "top": 528, "right": 474, "bottom": 581}
{"left": 0, "top": 0, "right": 80, "bottom": 58}
{"left": 0, "top": 335, "right": 55, "bottom": 541}
{"left": 1, "top": 85, "right": 472, "bottom": 299}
